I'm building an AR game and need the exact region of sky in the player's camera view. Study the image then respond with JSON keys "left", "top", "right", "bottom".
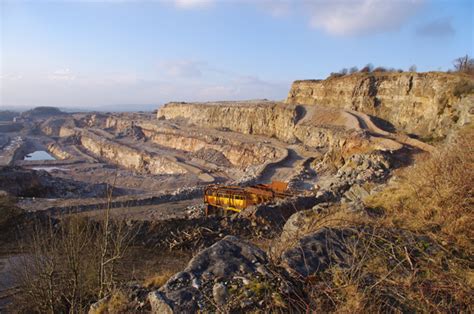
{"left": 1, "top": 0, "right": 473, "bottom": 110}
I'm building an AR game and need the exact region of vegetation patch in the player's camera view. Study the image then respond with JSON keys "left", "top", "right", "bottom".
{"left": 453, "top": 80, "right": 474, "bottom": 98}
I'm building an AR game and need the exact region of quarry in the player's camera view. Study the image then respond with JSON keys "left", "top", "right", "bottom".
{"left": 1, "top": 71, "right": 473, "bottom": 312}
{"left": 2, "top": 72, "right": 469, "bottom": 216}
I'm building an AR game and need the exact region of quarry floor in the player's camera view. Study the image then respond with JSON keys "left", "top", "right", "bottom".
{"left": 2, "top": 113, "right": 322, "bottom": 220}
{"left": 1, "top": 103, "right": 432, "bottom": 221}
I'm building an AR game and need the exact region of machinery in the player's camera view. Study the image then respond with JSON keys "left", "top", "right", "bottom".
{"left": 204, "top": 181, "right": 294, "bottom": 215}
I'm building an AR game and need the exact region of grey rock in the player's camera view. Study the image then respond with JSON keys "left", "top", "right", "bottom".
{"left": 148, "top": 291, "right": 173, "bottom": 314}
{"left": 212, "top": 282, "right": 228, "bottom": 306}
{"left": 155, "top": 236, "right": 269, "bottom": 312}
{"left": 281, "top": 227, "right": 357, "bottom": 278}
{"left": 343, "top": 184, "right": 369, "bottom": 202}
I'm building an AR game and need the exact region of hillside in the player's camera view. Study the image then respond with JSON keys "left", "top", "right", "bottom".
{"left": 286, "top": 72, "right": 474, "bottom": 139}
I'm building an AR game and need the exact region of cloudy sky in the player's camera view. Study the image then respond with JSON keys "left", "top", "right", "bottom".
{"left": 1, "top": 0, "right": 473, "bottom": 110}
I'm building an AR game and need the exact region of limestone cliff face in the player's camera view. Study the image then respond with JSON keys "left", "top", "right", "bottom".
{"left": 158, "top": 101, "right": 299, "bottom": 142}
{"left": 80, "top": 131, "right": 186, "bottom": 175}
{"left": 286, "top": 72, "right": 474, "bottom": 138}
{"left": 141, "top": 125, "right": 280, "bottom": 169}
{"left": 47, "top": 143, "right": 71, "bottom": 160}
{"left": 157, "top": 101, "right": 402, "bottom": 156}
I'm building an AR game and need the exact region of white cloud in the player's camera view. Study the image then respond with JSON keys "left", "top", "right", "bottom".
{"left": 48, "top": 68, "right": 76, "bottom": 81}
{"left": 173, "top": 0, "right": 214, "bottom": 9}
{"left": 257, "top": 0, "right": 425, "bottom": 36}
{"left": 307, "top": 0, "right": 424, "bottom": 36}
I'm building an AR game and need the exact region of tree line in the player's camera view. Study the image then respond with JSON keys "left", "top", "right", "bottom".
{"left": 329, "top": 54, "right": 474, "bottom": 78}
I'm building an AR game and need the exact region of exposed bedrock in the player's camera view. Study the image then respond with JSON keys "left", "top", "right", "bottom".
{"left": 286, "top": 72, "right": 474, "bottom": 138}
{"left": 157, "top": 100, "right": 300, "bottom": 142}
{"left": 157, "top": 101, "right": 403, "bottom": 155}
{"left": 40, "top": 114, "right": 286, "bottom": 176}
{"left": 140, "top": 124, "right": 282, "bottom": 169}
{"left": 79, "top": 131, "right": 186, "bottom": 175}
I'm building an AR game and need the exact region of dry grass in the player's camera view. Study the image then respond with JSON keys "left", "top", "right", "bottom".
{"left": 143, "top": 270, "right": 175, "bottom": 289}
{"left": 365, "top": 125, "right": 473, "bottom": 252}
{"left": 297, "top": 226, "right": 473, "bottom": 312}
{"left": 272, "top": 125, "right": 473, "bottom": 312}
{"left": 90, "top": 290, "right": 130, "bottom": 314}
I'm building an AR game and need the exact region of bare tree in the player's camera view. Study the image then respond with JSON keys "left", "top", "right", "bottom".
{"left": 409, "top": 65, "right": 417, "bottom": 72}
{"left": 14, "top": 217, "right": 100, "bottom": 313}
{"left": 349, "top": 66, "right": 359, "bottom": 74}
{"left": 13, "top": 174, "right": 137, "bottom": 312}
{"left": 453, "top": 55, "right": 474, "bottom": 73}
{"left": 98, "top": 174, "right": 136, "bottom": 298}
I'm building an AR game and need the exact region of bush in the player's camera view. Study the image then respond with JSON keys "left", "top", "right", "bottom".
{"left": 349, "top": 66, "right": 359, "bottom": 74}
{"left": 360, "top": 63, "right": 373, "bottom": 73}
{"left": 13, "top": 214, "right": 136, "bottom": 313}
{"left": 373, "top": 67, "right": 387, "bottom": 72}
{"left": 328, "top": 72, "right": 344, "bottom": 79}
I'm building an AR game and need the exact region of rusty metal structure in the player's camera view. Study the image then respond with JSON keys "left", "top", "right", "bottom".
{"left": 204, "top": 181, "right": 294, "bottom": 215}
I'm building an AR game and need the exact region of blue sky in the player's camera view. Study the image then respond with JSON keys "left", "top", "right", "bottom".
{"left": 1, "top": 0, "right": 473, "bottom": 109}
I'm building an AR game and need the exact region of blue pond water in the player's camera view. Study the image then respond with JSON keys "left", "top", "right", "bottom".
{"left": 24, "top": 151, "right": 56, "bottom": 161}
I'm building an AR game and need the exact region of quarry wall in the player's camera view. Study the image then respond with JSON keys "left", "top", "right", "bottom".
{"left": 157, "top": 101, "right": 300, "bottom": 142}
{"left": 157, "top": 101, "right": 402, "bottom": 156}
{"left": 80, "top": 131, "right": 186, "bottom": 175}
{"left": 285, "top": 72, "right": 474, "bottom": 138}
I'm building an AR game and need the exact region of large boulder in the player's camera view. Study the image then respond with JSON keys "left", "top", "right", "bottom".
{"left": 280, "top": 227, "right": 357, "bottom": 278}
{"left": 152, "top": 235, "right": 271, "bottom": 312}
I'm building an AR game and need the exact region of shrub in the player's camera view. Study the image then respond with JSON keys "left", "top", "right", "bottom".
{"left": 373, "top": 67, "right": 387, "bottom": 72}
{"left": 13, "top": 214, "right": 136, "bottom": 313}
{"left": 328, "top": 72, "right": 344, "bottom": 79}
{"left": 349, "top": 66, "right": 359, "bottom": 74}
{"left": 360, "top": 63, "right": 373, "bottom": 73}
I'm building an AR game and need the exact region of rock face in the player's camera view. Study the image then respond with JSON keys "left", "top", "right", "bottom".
{"left": 139, "top": 122, "right": 283, "bottom": 169}
{"left": 286, "top": 72, "right": 474, "bottom": 138}
{"left": 147, "top": 230, "right": 362, "bottom": 312}
{"left": 79, "top": 130, "right": 187, "bottom": 175}
{"left": 158, "top": 100, "right": 300, "bottom": 142}
{"left": 154, "top": 235, "right": 270, "bottom": 312}
{"left": 157, "top": 101, "right": 404, "bottom": 156}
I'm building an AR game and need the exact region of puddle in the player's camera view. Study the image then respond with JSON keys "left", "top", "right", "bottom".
{"left": 24, "top": 151, "right": 56, "bottom": 161}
